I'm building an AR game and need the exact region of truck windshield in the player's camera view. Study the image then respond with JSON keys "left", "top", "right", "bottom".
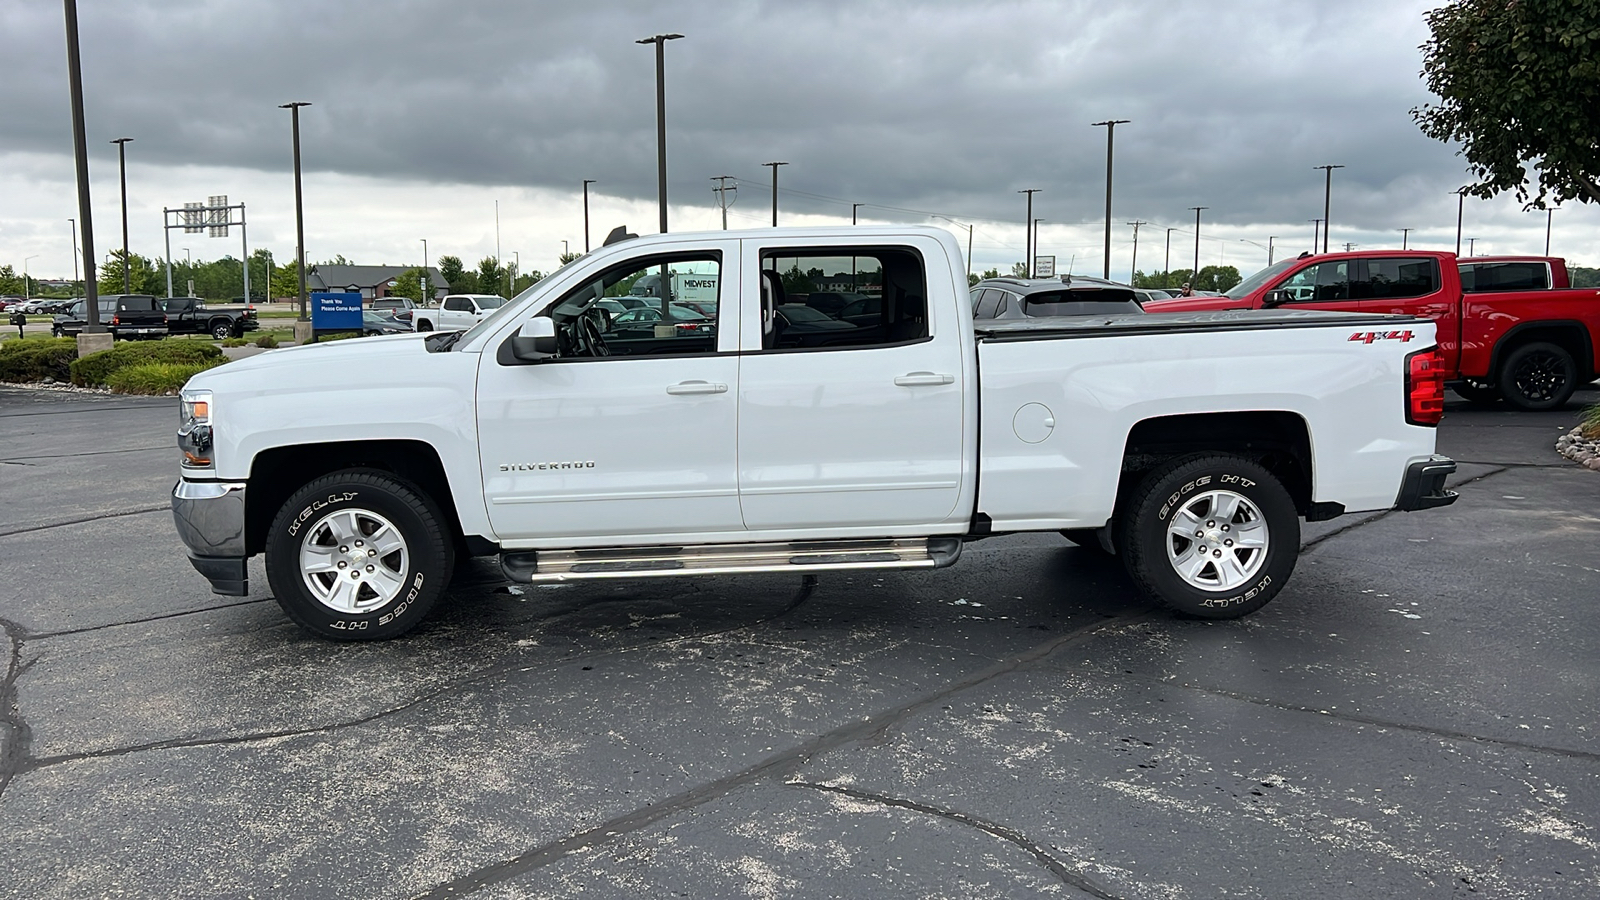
{"left": 475, "top": 297, "right": 506, "bottom": 310}
{"left": 1221, "top": 258, "right": 1298, "bottom": 299}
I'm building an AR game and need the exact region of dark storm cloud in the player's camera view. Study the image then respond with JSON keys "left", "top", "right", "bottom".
{"left": 2, "top": 0, "right": 1461, "bottom": 230}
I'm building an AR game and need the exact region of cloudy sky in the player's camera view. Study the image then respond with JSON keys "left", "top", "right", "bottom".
{"left": 2, "top": 0, "right": 1594, "bottom": 284}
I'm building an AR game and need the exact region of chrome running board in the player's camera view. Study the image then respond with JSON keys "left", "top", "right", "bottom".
{"left": 500, "top": 537, "right": 962, "bottom": 584}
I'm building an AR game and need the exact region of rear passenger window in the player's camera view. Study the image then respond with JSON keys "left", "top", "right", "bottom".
{"left": 975, "top": 290, "right": 1005, "bottom": 319}
{"left": 1357, "top": 258, "right": 1441, "bottom": 299}
{"left": 759, "top": 247, "right": 928, "bottom": 350}
{"left": 1460, "top": 262, "right": 1548, "bottom": 293}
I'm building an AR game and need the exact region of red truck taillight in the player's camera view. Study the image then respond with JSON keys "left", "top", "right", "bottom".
{"left": 111, "top": 314, "right": 120, "bottom": 326}
{"left": 1406, "top": 347, "right": 1445, "bottom": 427}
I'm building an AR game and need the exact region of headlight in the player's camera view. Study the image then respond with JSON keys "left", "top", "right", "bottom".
{"left": 179, "top": 388, "right": 214, "bottom": 468}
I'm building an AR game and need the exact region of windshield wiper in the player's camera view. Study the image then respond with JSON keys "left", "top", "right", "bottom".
{"left": 424, "top": 330, "right": 463, "bottom": 352}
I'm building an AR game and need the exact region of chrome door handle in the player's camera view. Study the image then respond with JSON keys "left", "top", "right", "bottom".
{"left": 894, "top": 372, "right": 955, "bottom": 387}
{"left": 666, "top": 380, "right": 729, "bottom": 395}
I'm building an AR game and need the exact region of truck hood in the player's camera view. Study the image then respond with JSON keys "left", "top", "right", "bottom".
{"left": 1142, "top": 295, "right": 1251, "bottom": 313}
{"left": 187, "top": 332, "right": 435, "bottom": 388}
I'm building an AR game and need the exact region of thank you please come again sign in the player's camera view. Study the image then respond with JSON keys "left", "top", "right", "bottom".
{"left": 311, "top": 292, "right": 362, "bottom": 330}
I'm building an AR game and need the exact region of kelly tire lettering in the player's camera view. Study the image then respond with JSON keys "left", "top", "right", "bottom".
{"left": 264, "top": 468, "right": 453, "bottom": 641}
{"left": 1117, "top": 453, "right": 1300, "bottom": 620}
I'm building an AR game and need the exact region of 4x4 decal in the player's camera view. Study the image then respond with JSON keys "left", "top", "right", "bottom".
{"left": 1349, "top": 330, "right": 1415, "bottom": 344}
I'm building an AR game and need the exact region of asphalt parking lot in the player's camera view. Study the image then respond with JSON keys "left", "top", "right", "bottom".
{"left": 1, "top": 383, "right": 1597, "bottom": 899}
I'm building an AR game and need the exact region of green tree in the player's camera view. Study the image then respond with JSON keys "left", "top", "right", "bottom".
{"left": 1571, "top": 267, "right": 1600, "bottom": 289}
{"left": 980, "top": 268, "right": 1000, "bottom": 280}
{"left": 1010, "top": 262, "right": 1029, "bottom": 277}
{"left": 1414, "top": 0, "right": 1600, "bottom": 207}
{"left": 97, "top": 250, "right": 165, "bottom": 296}
{"left": 387, "top": 267, "right": 432, "bottom": 303}
{"left": 1195, "top": 265, "right": 1241, "bottom": 292}
{"left": 512, "top": 270, "right": 544, "bottom": 294}
{"left": 438, "top": 255, "right": 474, "bottom": 293}
{"left": 477, "top": 257, "right": 504, "bottom": 297}
{"left": 558, "top": 251, "right": 582, "bottom": 266}
{"left": 968, "top": 272, "right": 981, "bottom": 287}
{"left": 270, "top": 262, "right": 300, "bottom": 302}
{"left": 780, "top": 263, "right": 816, "bottom": 294}
{"left": 0, "top": 264, "right": 21, "bottom": 295}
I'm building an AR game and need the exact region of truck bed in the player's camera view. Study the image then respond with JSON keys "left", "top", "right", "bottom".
{"left": 974, "top": 308, "right": 1422, "bottom": 342}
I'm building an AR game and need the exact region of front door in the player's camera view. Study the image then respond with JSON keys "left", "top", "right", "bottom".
{"left": 734, "top": 237, "right": 969, "bottom": 532}
{"left": 476, "top": 245, "right": 744, "bottom": 543}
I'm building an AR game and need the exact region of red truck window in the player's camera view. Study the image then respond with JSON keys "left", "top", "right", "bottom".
{"left": 1460, "top": 262, "right": 1549, "bottom": 293}
{"left": 1356, "top": 258, "right": 1440, "bottom": 300}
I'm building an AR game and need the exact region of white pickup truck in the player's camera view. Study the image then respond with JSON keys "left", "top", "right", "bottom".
{"left": 409, "top": 293, "right": 506, "bottom": 332}
{"left": 171, "top": 226, "right": 1459, "bottom": 640}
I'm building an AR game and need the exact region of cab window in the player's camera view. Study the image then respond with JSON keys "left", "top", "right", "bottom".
{"left": 758, "top": 247, "right": 927, "bottom": 350}
{"left": 537, "top": 253, "right": 722, "bottom": 359}
{"left": 1356, "top": 258, "right": 1440, "bottom": 299}
{"left": 1277, "top": 261, "right": 1349, "bottom": 303}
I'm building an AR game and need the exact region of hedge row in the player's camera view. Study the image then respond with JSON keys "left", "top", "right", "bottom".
{"left": 105, "top": 360, "right": 227, "bottom": 395}
{"left": 70, "top": 341, "right": 223, "bottom": 387}
{"left": 0, "top": 337, "right": 78, "bottom": 383}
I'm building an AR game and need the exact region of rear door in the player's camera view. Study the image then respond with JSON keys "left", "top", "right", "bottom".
{"left": 1352, "top": 257, "right": 1455, "bottom": 369}
{"left": 734, "top": 236, "right": 968, "bottom": 532}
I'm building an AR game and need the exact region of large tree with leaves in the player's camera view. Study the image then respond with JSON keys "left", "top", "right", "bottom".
{"left": 1413, "top": 0, "right": 1600, "bottom": 207}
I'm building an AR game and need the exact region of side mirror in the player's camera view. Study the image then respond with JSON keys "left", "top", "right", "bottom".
{"left": 1263, "top": 289, "right": 1289, "bottom": 307}
{"left": 510, "top": 317, "right": 558, "bottom": 361}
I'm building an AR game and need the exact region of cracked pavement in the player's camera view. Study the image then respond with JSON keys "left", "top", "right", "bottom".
{"left": 1, "top": 382, "right": 1597, "bottom": 899}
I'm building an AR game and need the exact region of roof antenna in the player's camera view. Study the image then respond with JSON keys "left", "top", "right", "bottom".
{"left": 603, "top": 225, "right": 638, "bottom": 247}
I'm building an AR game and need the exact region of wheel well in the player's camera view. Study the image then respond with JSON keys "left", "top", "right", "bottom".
{"left": 1490, "top": 321, "right": 1595, "bottom": 382}
{"left": 1116, "top": 411, "right": 1315, "bottom": 517}
{"left": 245, "top": 440, "right": 463, "bottom": 555}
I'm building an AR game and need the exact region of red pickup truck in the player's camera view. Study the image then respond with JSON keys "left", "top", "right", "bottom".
{"left": 1147, "top": 251, "right": 1600, "bottom": 410}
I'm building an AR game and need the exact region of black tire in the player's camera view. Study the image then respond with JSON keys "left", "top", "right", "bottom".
{"left": 51, "top": 326, "right": 62, "bottom": 338}
{"left": 1118, "top": 454, "right": 1299, "bottom": 619}
{"left": 211, "top": 320, "right": 233, "bottom": 341}
{"left": 1060, "top": 528, "right": 1108, "bottom": 553}
{"left": 1499, "top": 341, "right": 1577, "bottom": 411}
{"left": 415, "top": 319, "right": 433, "bottom": 332}
{"left": 1451, "top": 379, "right": 1502, "bottom": 406}
{"left": 264, "top": 469, "right": 454, "bottom": 640}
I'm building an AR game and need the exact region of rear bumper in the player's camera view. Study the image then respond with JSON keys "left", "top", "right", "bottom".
{"left": 1394, "top": 456, "right": 1459, "bottom": 511}
{"left": 172, "top": 479, "right": 249, "bottom": 595}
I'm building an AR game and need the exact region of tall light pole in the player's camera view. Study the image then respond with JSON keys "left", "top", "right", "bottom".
{"left": 1164, "top": 227, "right": 1173, "bottom": 276}
{"left": 279, "top": 101, "right": 311, "bottom": 320}
{"left": 636, "top": 33, "right": 683, "bottom": 234}
{"left": 580, "top": 179, "right": 597, "bottom": 252}
{"left": 1399, "top": 228, "right": 1412, "bottom": 250}
{"left": 1092, "top": 119, "right": 1130, "bottom": 279}
{"left": 1310, "top": 219, "right": 1322, "bottom": 255}
{"left": 109, "top": 137, "right": 133, "bottom": 293}
{"left": 63, "top": 0, "right": 102, "bottom": 332}
{"left": 68, "top": 217, "right": 79, "bottom": 285}
{"left": 1314, "top": 164, "right": 1344, "bottom": 254}
{"left": 1127, "top": 220, "right": 1147, "bottom": 284}
{"left": 1239, "top": 238, "right": 1271, "bottom": 266}
{"left": 494, "top": 199, "right": 502, "bottom": 285}
{"left": 513, "top": 250, "right": 520, "bottom": 295}
{"left": 1190, "top": 207, "right": 1208, "bottom": 282}
{"left": 1018, "top": 189, "right": 1039, "bottom": 276}
{"left": 420, "top": 238, "right": 428, "bottom": 304}
{"left": 23, "top": 256, "right": 39, "bottom": 300}
{"left": 763, "top": 161, "right": 788, "bottom": 226}
{"left": 1454, "top": 187, "right": 1468, "bottom": 256}
{"left": 1544, "top": 208, "right": 1553, "bottom": 256}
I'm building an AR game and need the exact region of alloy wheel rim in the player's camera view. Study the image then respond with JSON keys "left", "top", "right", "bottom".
{"left": 1165, "top": 489, "right": 1269, "bottom": 591}
{"left": 1512, "top": 352, "right": 1564, "bottom": 401}
{"left": 299, "top": 507, "right": 410, "bottom": 613}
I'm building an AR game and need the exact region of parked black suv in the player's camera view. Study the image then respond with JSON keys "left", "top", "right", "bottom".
{"left": 52, "top": 294, "right": 169, "bottom": 339}
{"left": 970, "top": 275, "right": 1145, "bottom": 320}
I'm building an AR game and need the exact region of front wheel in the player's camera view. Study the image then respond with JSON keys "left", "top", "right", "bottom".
{"left": 264, "top": 469, "right": 454, "bottom": 640}
{"left": 1499, "top": 341, "right": 1577, "bottom": 411}
{"left": 211, "top": 320, "right": 233, "bottom": 341}
{"left": 1118, "top": 454, "right": 1299, "bottom": 619}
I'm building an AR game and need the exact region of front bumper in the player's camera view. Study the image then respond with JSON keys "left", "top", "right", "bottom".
{"left": 172, "top": 479, "right": 249, "bottom": 596}
{"left": 1394, "top": 456, "right": 1459, "bottom": 511}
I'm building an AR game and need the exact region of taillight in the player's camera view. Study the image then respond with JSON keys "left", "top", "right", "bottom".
{"left": 112, "top": 314, "right": 120, "bottom": 326}
{"left": 1405, "top": 347, "right": 1445, "bottom": 427}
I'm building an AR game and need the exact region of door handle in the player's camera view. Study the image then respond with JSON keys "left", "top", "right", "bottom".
{"left": 666, "top": 380, "right": 729, "bottom": 395}
{"left": 894, "top": 372, "right": 955, "bottom": 387}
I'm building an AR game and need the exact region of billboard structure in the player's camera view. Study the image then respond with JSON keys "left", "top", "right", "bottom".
{"left": 161, "top": 197, "right": 249, "bottom": 301}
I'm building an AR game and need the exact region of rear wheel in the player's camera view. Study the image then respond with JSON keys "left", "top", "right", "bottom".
{"left": 1118, "top": 454, "right": 1299, "bottom": 619}
{"left": 211, "top": 320, "right": 233, "bottom": 341}
{"left": 1499, "top": 341, "right": 1577, "bottom": 411}
{"left": 264, "top": 469, "right": 454, "bottom": 640}
{"left": 415, "top": 319, "right": 433, "bottom": 332}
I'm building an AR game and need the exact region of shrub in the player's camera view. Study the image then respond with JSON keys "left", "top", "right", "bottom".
{"left": 221, "top": 337, "right": 250, "bottom": 347}
{"left": 70, "top": 340, "right": 223, "bottom": 387}
{"left": 1582, "top": 404, "right": 1600, "bottom": 441}
{"left": 0, "top": 337, "right": 78, "bottom": 383}
{"left": 105, "top": 359, "right": 227, "bottom": 395}
{"left": 314, "top": 331, "right": 362, "bottom": 343}
{"left": 254, "top": 334, "right": 279, "bottom": 348}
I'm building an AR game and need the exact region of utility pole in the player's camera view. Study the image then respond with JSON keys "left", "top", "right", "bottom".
{"left": 420, "top": 239, "right": 428, "bottom": 304}
{"left": 1310, "top": 219, "right": 1322, "bottom": 255}
{"left": 1344, "top": 242, "right": 1357, "bottom": 252}
{"left": 1400, "top": 228, "right": 1412, "bottom": 250}
{"left": 1018, "top": 189, "right": 1039, "bottom": 277}
{"left": 852, "top": 202, "right": 863, "bottom": 225}
{"left": 582, "top": 179, "right": 596, "bottom": 252}
{"left": 494, "top": 199, "right": 502, "bottom": 292}
{"left": 1545, "top": 208, "right": 1553, "bottom": 256}
{"left": 763, "top": 162, "right": 788, "bottom": 226}
{"left": 1190, "top": 207, "right": 1208, "bottom": 284}
{"left": 110, "top": 137, "right": 133, "bottom": 293}
{"left": 1454, "top": 187, "right": 1467, "bottom": 256}
{"left": 1126, "top": 220, "right": 1147, "bottom": 284}
{"left": 279, "top": 101, "right": 311, "bottom": 322}
{"left": 68, "top": 218, "right": 79, "bottom": 287}
{"left": 636, "top": 33, "right": 683, "bottom": 234}
{"left": 711, "top": 175, "right": 735, "bottom": 230}
{"left": 63, "top": 0, "right": 102, "bottom": 334}
{"left": 1314, "top": 164, "right": 1344, "bottom": 254}
{"left": 1467, "top": 237, "right": 1477, "bottom": 256}
{"left": 1092, "top": 119, "right": 1130, "bottom": 279}
{"left": 1164, "top": 227, "right": 1173, "bottom": 276}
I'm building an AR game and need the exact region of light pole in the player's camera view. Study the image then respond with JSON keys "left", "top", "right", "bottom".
{"left": 1164, "top": 227, "right": 1173, "bottom": 276}
{"left": 1454, "top": 187, "right": 1468, "bottom": 256}
{"left": 1018, "top": 189, "right": 1039, "bottom": 276}
{"left": 24, "top": 256, "right": 39, "bottom": 300}
{"left": 1127, "top": 220, "right": 1147, "bottom": 284}
{"left": 420, "top": 239, "right": 428, "bottom": 304}
{"left": 512, "top": 250, "right": 520, "bottom": 296}
{"left": 1467, "top": 237, "right": 1477, "bottom": 256}
{"left": 582, "top": 179, "right": 597, "bottom": 252}
{"left": 1314, "top": 164, "right": 1344, "bottom": 254}
{"left": 637, "top": 33, "right": 683, "bottom": 234}
{"left": 763, "top": 162, "right": 788, "bottom": 226}
{"left": 109, "top": 137, "right": 134, "bottom": 293}
{"left": 1310, "top": 219, "right": 1322, "bottom": 255}
{"left": 1092, "top": 119, "right": 1130, "bottom": 279}
{"left": 68, "top": 219, "right": 79, "bottom": 288}
{"left": 1190, "top": 207, "right": 1208, "bottom": 283}
{"left": 1239, "top": 238, "right": 1272, "bottom": 266}
{"left": 1400, "top": 228, "right": 1412, "bottom": 250}
{"left": 63, "top": 0, "right": 102, "bottom": 333}
{"left": 279, "top": 101, "right": 311, "bottom": 321}
{"left": 1544, "top": 208, "right": 1553, "bottom": 256}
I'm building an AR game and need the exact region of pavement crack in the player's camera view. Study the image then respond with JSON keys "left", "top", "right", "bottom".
{"left": 0, "top": 505, "right": 169, "bottom": 539}
{"left": 0, "top": 618, "right": 37, "bottom": 802}
{"left": 791, "top": 781, "right": 1126, "bottom": 899}
{"left": 1300, "top": 466, "right": 1509, "bottom": 553}
{"left": 28, "top": 599, "right": 272, "bottom": 640}
{"left": 1, "top": 444, "right": 169, "bottom": 463}
{"left": 409, "top": 612, "right": 1149, "bottom": 899}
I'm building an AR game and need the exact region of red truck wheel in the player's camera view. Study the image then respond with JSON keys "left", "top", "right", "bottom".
{"left": 1499, "top": 342, "right": 1577, "bottom": 411}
